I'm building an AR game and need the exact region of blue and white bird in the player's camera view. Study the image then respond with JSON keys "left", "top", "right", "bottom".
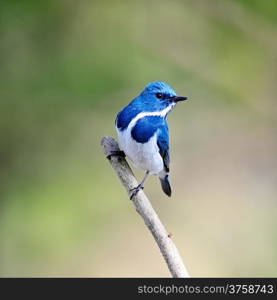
{"left": 115, "top": 81, "right": 188, "bottom": 199}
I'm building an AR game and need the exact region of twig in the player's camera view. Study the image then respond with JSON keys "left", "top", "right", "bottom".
{"left": 101, "top": 136, "right": 190, "bottom": 278}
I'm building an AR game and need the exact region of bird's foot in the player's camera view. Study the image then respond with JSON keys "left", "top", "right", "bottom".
{"left": 106, "top": 150, "right": 126, "bottom": 160}
{"left": 130, "top": 184, "right": 144, "bottom": 200}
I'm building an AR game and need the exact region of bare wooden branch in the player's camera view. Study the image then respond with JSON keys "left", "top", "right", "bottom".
{"left": 101, "top": 136, "right": 190, "bottom": 278}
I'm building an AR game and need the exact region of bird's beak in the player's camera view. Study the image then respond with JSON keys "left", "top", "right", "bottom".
{"left": 171, "top": 96, "right": 188, "bottom": 103}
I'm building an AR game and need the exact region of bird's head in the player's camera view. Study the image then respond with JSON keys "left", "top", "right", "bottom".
{"left": 137, "top": 81, "right": 188, "bottom": 113}
{"left": 116, "top": 81, "right": 188, "bottom": 131}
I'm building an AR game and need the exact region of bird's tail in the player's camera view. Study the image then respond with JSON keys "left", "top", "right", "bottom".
{"left": 159, "top": 174, "right": 172, "bottom": 197}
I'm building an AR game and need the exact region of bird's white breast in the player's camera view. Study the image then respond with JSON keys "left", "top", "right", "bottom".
{"left": 116, "top": 106, "right": 174, "bottom": 175}
{"left": 117, "top": 127, "right": 163, "bottom": 175}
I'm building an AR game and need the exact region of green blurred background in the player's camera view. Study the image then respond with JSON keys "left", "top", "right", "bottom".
{"left": 0, "top": 0, "right": 276, "bottom": 277}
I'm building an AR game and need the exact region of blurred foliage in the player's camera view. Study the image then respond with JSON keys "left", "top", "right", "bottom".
{"left": 0, "top": 0, "right": 276, "bottom": 276}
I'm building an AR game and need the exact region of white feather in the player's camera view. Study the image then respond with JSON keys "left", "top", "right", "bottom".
{"left": 116, "top": 105, "right": 174, "bottom": 175}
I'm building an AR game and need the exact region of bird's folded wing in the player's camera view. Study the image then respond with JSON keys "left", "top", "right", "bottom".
{"left": 157, "top": 125, "right": 170, "bottom": 173}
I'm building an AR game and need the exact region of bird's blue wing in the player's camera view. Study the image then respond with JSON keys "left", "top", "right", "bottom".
{"left": 116, "top": 104, "right": 139, "bottom": 131}
{"left": 157, "top": 122, "right": 170, "bottom": 172}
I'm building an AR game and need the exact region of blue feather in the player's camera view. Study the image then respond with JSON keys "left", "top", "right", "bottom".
{"left": 131, "top": 115, "right": 170, "bottom": 172}
{"left": 131, "top": 116, "right": 163, "bottom": 143}
{"left": 159, "top": 175, "right": 171, "bottom": 197}
{"left": 116, "top": 81, "right": 177, "bottom": 131}
{"left": 157, "top": 126, "right": 171, "bottom": 196}
{"left": 115, "top": 101, "right": 140, "bottom": 131}
{"left": 115, "top": 81, "right": 187, "bottom": 197}
{"left": 157, "top": 124, "right": 170, "bottom": 172}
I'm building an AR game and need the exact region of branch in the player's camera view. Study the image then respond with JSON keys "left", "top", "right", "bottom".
{"left": 101, "top": 136, "right": 190, "bottom": 278}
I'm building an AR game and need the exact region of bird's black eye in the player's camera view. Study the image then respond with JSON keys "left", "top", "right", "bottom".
{"left": 156, "top": 93, "right": 163, "bottom": 99}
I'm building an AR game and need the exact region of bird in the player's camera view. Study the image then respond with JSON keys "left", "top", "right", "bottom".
{"left": 115, "top": 81, "right": 188, "bottom": 199}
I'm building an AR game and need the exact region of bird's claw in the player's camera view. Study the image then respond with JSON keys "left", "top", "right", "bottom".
{"left": 130, "top": 184, "right": 144, "bottom": 200}
{"left": 106, "top": 150, "right": 126, "bottom": 160}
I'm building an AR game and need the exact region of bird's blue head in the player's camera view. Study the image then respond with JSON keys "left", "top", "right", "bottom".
{"left": 116, "top": 81, "right": 188, "bottom": 131}
{"left": 136, "top": 81, "right": 187, "bottom": 113}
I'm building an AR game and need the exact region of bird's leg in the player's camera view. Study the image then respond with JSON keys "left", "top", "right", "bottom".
{"left": 130, "top": 171, "right": 150, "bottom": 200}
{"left": 106, "top": 150, "right": 126, "bottom": 160}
